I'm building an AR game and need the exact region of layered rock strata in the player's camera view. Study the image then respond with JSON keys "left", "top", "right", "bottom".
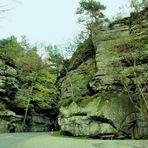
{"left": 58, "top": 9, "right": 148, "bottom": 139}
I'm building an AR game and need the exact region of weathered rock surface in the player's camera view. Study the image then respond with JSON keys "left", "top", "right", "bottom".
{"left": 0, "top": 56, "right": 21, "bottom": 133}
{"left": 0, "top": 56, "right": 57, "bottom": 133}
{"left": 58, "top": 9, "right": 148, "bottom": 139}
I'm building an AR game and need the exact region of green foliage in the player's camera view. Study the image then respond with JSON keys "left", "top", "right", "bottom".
{"left": 20, "top": 35, "right": 31, "bottom": 50}
{"left": 63, "top": 32, "right": 88, "bottom": 59}
{"left": 129, "top": 0, "right": 145, "bottom": 12}
{"left": 59, "top": 97, "right": 81, "bottom": 107}
{"left": 21, "top": 48, "right": 43, "bottom": 72}
{"left": 14, "top": 96, "right": 29, "bottom": 109}
{"left": 121, "top": 64, "right": 147, "bottom": 77}
{"left": 111, "top": 33, "right": 148, "bottom": 119}
{"left": 0, "top": 36, "right": 58, "bottom": 111}
{"left": 76, "top": 0, "right": 106, "bottom": 20}
{"left": 76, "top": 0, "right": 106, "bottom": 35}
{"left": 45, "top": 45, "right": 64, "bottom": 73}
{"left": 142, "top": 0, "right": 148, "bottom": 8}
{"left": 0, "top": 36, "right": 24, "bottom": 65}
{"left": 45, "top": 32, "right": 87, "bottom": 70}
{"left": 17, "top": 64, "right": 57, "bottom": 109}
{"left": 59, "top": 98, "right": 73, "bottom": 107}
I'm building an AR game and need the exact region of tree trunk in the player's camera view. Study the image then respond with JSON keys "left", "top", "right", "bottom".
{"left": 22, "top": 97, "right": 31, "bottom": 125}
{"left": 22, "top": 84, "right": 33, "bottom": 125}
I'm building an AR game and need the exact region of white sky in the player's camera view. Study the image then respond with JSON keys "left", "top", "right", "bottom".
{"left": 0, "top": 0, "right": 130, "bottom": 45}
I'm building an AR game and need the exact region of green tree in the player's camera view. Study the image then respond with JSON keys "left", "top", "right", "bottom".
{"left": 16, "top": 48, "right": 57, "bottom": 125}
{"left": 63, "top": 32, "right": 88, "bottom": 58}
{"left": 0, "top": 36, "right": 24, "bottom": 65}
{"left": 20, "top": 35, "right": 31, "bottom": 51}
{"left": 142, "top": 0, "right": 148, "bottom": 8}
{"left": 76, "top": 0, "right": 106, "bottom": 36}
{"left": 0, "top": 36, "right": 57, "bottom": 126}
{"left": 129, "top": 0, "right": 143, "bottom": 12}
{"left": 129, "top": 0, "right": 147, "bottom": 12}
{"left": 45, "top": 45, "right": 64, "bottom": 73}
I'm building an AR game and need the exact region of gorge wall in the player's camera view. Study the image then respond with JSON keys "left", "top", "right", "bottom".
{"left": 0, "top": 56, "right": 58, "bottom": 133}
{"left": 0, "top": 9, "right": 147, "bottom": 139}
{"left": 57, "top": 9, "right": 148, "bottom": 139}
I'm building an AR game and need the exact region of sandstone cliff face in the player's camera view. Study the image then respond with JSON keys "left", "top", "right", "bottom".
{"left": 0, "top": 56, "right": 22, "bottom": 132}
{"left": 0, "top": 56, "right": 58, "bottom": 133}
{"left": 58, "top": 10, "right": 148, "bottom": 139}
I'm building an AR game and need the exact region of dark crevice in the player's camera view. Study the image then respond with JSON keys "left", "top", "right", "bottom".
{"left": 72, "top": 112, "right": 87, "bottom": 116}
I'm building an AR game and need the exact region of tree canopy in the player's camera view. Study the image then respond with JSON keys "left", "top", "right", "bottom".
{"left": 0, "top": 36, "right": 58, "bottom": 115}
{"left": 76, "top": 0, "right": 106, "bottom": 35}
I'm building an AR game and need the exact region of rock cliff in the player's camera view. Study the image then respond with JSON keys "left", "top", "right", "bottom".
{"left": 0, "top": 55, "right": 20, "bottom": 132}
{"left": 57, "top": 9, "right": 148, "bottom": 139}
{"left": 0, "top": 56, "right": 58, "bottom": 133}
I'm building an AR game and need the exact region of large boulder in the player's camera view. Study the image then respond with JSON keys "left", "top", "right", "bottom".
{"left": 59, "top": 93, "right": 135, "bottom": 137}
{"left": 0, "top": 110, "right": 23, "bottom": 133}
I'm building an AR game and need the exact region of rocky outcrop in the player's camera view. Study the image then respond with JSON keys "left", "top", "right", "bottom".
{"left": 58, "top": 9, "right": 148, "bottom": 139}
{"left": 0, "top": 56, "right": 58, "bottom": 133}
{"left": 0, "top": 56, "right": 23, "bottom": 132}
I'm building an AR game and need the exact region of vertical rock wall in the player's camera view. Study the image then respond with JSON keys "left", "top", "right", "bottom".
{"left": 58, "top": 9, "right": 148, "bottom": 139}
{"left": 0, "top": 56, "right": 58, "bottom": 133}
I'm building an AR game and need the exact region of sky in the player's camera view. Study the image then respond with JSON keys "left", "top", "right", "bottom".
{"left": 0, "top": 0, "right": 130, "bottom": 45}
